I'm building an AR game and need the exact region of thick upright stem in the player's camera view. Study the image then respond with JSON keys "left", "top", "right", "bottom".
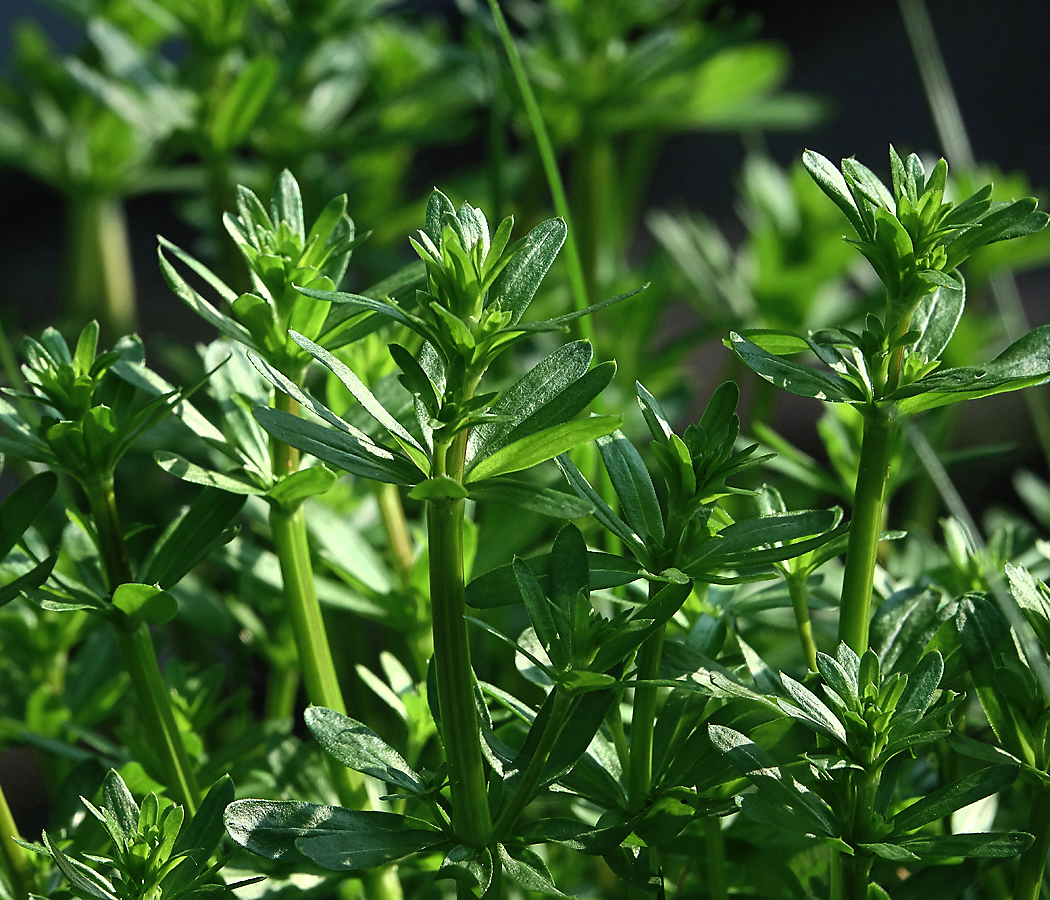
{"left": 629, "top": 584, "right": 666, "bottom": 813}
{"left": 66, "top": 193, "right": 137, "bottom": 338}
{"left": 842, "top": 768, "right": 878, "bottom": 900}
{"left": 426, "top": 486, "right": 492, "bottom": 846}
{"left": 704, "top": 817, "right": 728, "bottom": 900}
{"left": 82, "top": 475, "right": 201, "bottom": 813}
{"left": 1014, "top": 786, "right": 1050, "bottom": 900}
{"left": 838, "top": 410, "right": 896, "bottom": 653}
{"left": 0, "top": 780, "right": 33, "bottom": 900}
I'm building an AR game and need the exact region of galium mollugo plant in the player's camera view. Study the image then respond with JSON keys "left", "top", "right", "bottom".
{"left": 728, "top": 147, "right": 1050, "bottom": 653}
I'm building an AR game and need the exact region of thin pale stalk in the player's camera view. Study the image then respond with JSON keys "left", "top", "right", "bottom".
{"left": 83, "top": 475, "right": 201, "bottom": 813}
{"left": 66, "top": 193, "right": 137, "bottom": 338}
{"left": 376, "top": 483, "right": 414, "bottom": 587}
{"left": 842, "top": 768, "right": 878, "bottom": 900}
{"left": 484, "top": 0, "right": 591, "bottom": 336}
{"left": 838, "top": 410, "right": 896, "bottom": 652}
{"left": 1014, "top": 787, "right": 1050, "bottom": 900}
{"left": 494, "top": 688, "right": 573, "bottom": 837}
{"left": 0, "top": 780, "right": 33, "bottom": 900}
{"left": 787, "top": 572, "right": 818, "bottom": 673}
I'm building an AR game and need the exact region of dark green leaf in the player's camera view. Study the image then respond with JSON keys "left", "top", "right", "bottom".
{"left": 910, "top": 278, "right": 965, "bottom": 363}
{"left": 598, "top": 432, "right": 664, "bottom": 547}
{"left": 891, "top": 765, "right": 1017, "bottom": 833}
{"left": 253, "top": 406, "right": 420, "bottom": 485}
{"left": 803, "top": 150, "right": 866, "bottom": 237}
{"left": 0, "top": 472, "right": 56, "bottom": 560}
{"left": 874, "top": 831, "right": 1032, "bottom": 860}
{"left": 467, "top": 476, "right": 593, "bottom": 518}
{"left": 139, "top": 488, "right": 246, "bottom": 588}
{"left": 305, "top": 707, "right": 424, "bottom": 795}
{"left": 726, "top": 331, "right": 861, "bottom": 402}
{"left": 556, "top": 453, "right": 647, "bottom": 558}
{"left": 498, "top": 843, "right": 571, "bottom": 898}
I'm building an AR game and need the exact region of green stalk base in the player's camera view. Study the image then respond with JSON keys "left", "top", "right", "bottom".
{"left": 1014, "top": 787, "right": 1050, "bottom": 900}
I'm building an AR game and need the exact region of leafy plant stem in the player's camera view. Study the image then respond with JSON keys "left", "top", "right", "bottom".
{"left": 787, "top": 572, "right": 819, "bottom": 672}
{"left": 0, "top": 780, "right": 33, "bottom": 900}
{"left": 484, "top": 0, "right": 592, "bottom": 339}
{"left": 628, "top": 585, "right": 666, "bottom": 813}
{"left": 66, "top": 192, "right": 136, "bottom": 339}
{"left": 494, "top": 688, "right": 573, "bottom": 838}
{"left": 1013, "top": 785, "right": 1050, "bottom": 900}
{"left": 427, "top": 425, "right": 492, "bottom": 847}
{"left": 263, "top": 654, "right": 300, "bottom": 722}
{"left": 704, "top": 816, "right": 728, "bottom": 900}
{"left": 838, "top": 409, "right": 896, "bottom": 652}
{"left": 83, "top": 473, "right": 133, "bottom": 591}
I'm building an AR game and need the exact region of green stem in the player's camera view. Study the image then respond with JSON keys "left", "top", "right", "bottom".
{"left": 838, "top": 409, "right": 896, "bottom": 653}
{"left": 0, "top": 780, "right": 33, "bottom": 900}
{"left": 1014, "top": 786, "right": 1050, "bottom": 900}
{"left": 82, "top": 475, "right": 201, "bottom": 813}
{"left": 115, "top": 623, "right": 201, "bottom": 814}
{"left": 494, "top": 689, "right": 573, "bottom": 837}
{"left": 703, "top": 816, "right": 728, "bottom": 900}
{"left": 264, "top": 658, "right": 300, "bottom": 722}
{"left": 66, "top": 192, "right": 137, "bottom": 339}
{"left": 843, "top": 768, "right": 878, "bottom": 900}
{"left": 376, "top": 483, "right": 415, "bottom": 587}
{"left": 787, "top": 572, "right": 819, "bottom": 673}
{"left": 485, "top": 0, "right": 591, "bottom": 332}
{"left": 628, "top": 591, "right": 666, "bottom": 813}
{"left": 426, "top": 486, "right": 492, "bottom": 846}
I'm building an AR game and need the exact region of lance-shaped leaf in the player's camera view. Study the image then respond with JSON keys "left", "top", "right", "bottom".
{"left": 139, "top": 487, "right": 245, "bottom": 589}
{"left": 254, "top": 406, "right": 421, "bottom": 485}
{"left": 0, "top": 470, "right": 56, "bottom": 560}
{"left": 893, "top": 324, "right": 1050, "bottom": 414}
{"left": 597, "top": 431, "right": 664, "bottom": 548}
{"left": 865, "top": 832, "right": 1032, "bottom": 862}
{"left": 910, "top": 278, "right": 965, "bottom": 364}
{"left": 466, "top": 415, "right": 621, "bottom": 483}
{"left": 305, "top": 707, "right": 426, "bottom": 796}
{"left": 466, "top": 550, "right": 644, "bottom": 609}
{"left": 726, "top": 331, "right": 862, "bottom": 402}
{"left": 467, "top": 341, "right": 603, "bottom": 464}
{"left": 468, "top": 476, "right": 593, "bottom": 518}
{"left": 154, "top": 451, "right": 265, "bottom": 495}
{"left": 890, "top": 765, "right": 1018, "bottom": 835}
{"left": 489, "top": 218, "right": 567, "bottom": 324}
{"left": 803, "top": 149, "right": 867, "bottom": 237}
{"left": 556, "top": 452, "right": 648, "bottom": 559}
{"left": 224, "top": 801, "right": 442, "bottom": 869}
{"left": 498, "top": 843, "right": 571, "bottom": 898}
{"left": 157, "top": 238, "right": 255, "bottom": 348}
{"left": 288, "top": 332, "right": 430, "bottom": 472}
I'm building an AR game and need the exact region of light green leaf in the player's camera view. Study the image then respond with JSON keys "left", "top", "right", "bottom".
{"left": 466, "top": 416, "right": 621, "bottom": 483}
{"left": 154, "top": 451, "right": 265, "bottom": 495}
{"left": 112, "top": 583, "right": 178, "bottom": 626}
{"left": 268, "top": 466, "right": 338, "bottom": 509}
{"left": 209, "top": 55, "right": 279, "bottom": 152}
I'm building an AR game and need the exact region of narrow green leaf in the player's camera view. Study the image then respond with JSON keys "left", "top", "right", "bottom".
{"left": 597, "top": 431, "right": 664, "bottom": 547}
{"left": 267, "top": 466, "right": 338, "bottom": 509}
{"left": 803, "top": 149, "right": 866, "bottom": 236}
{"left": 209, "top": 55, "right": 278, "bottom": 152}
{"left": 891, "top": 765, "right": 1017, "bottom": 833}
{"left": 467, "top": 477, "right": 593, "bottom": 518}
{"left": 556, "top": 453, "right": 647, "bottom": 557}
{"left": 154, "top": 451, "right": 265, "bottom": 495}
{"left": 489, "top": 218, "right": 567, "bottom": 324}
{"left": 466, "top": 416, "right": 621, "bottom": 483}
{"left": 253, "top": 406, "right": 420, "bottom": 485}
{"left": 885, "top": 831, "right": 1032, "bottom": 860}
{"left": 498, "top": 843, "right": 571, "bottom": 898}
{"left": 0, "top": 471, "right": 56, "bottom": 560}
{"left": 305, "top": 707, "right": 424, "bottom": 794}
{"left": 910, "top": 277, "right": 965, "bottom": 363}
{"left": 726, "top": 332, "right": 860, "bottom": 402}
{"left": 139, "top": 486, "right": 246, "bottom": 588}
{"left": 100, "top": 769, "right": 138, "bottom": 845}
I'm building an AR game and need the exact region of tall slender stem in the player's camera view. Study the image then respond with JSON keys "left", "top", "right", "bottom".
{"left": 838, "top": 410, "right": 896, "bottom": 652}
{"left": 1014, "top": 786, "right": 1050, "bottom": 900}
{"left": 376, "top": 483, "right": 415, "bottom": 587}
{"left": 0, "top": 780, "right": 33, "bottom": 900}
{"left": 485, "top": 0, "right": 591, "bottom": 335}
{"left": 703, "top": 817, "right": 728, "bottom": 900}
{"left": 628, "top": 583, "right": 666, "bottom": 813}
{"left": 843, "top": 768, "right": 878, "bottom": 900}
{"left": 83, "top": 474, "right": 201, "bottom": 813}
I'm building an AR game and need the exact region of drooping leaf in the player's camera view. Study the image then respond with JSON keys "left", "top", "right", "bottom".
{"left": 891, "top": 765, "right": 1017, "bottom": 834}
